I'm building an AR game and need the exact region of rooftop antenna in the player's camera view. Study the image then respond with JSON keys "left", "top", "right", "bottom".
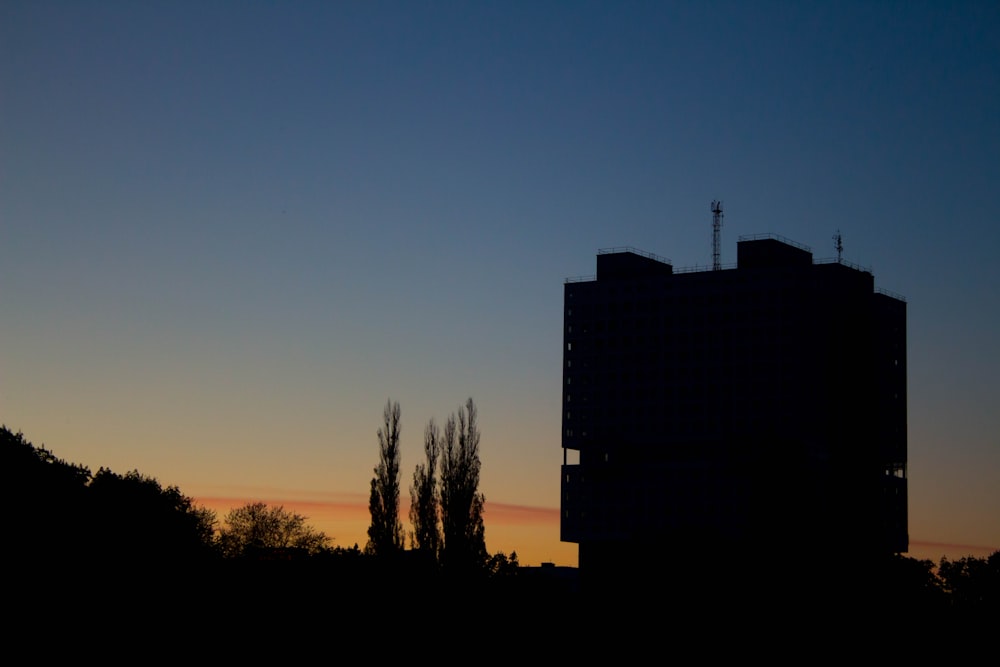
{"left": 711, "top": 200, "right": 723, "bottom": 270}
{"left": 834, "top": 229, "right": 843, "bottom": 262}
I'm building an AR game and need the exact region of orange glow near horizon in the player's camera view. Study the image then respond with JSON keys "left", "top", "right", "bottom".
{"left": 905, "top": 540, "right": 998, "bottom": 561}
{"left": 193, "top": 493, "right": 996, "bottom": 569}
{"left": 193, "top": 494, "right": 578, "bottom": 567}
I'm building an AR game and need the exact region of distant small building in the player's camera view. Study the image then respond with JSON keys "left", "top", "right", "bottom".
{"left": 561, "top": 235, "right": 907, "bottom": 592}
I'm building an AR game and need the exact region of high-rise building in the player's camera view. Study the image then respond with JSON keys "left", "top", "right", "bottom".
{"left": 561, "top": 235, "right": 907, "bottom": 591}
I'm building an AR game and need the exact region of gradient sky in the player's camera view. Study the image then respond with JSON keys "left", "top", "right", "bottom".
{"left": 2, "top": 1, "right": 998, "bottom": 567}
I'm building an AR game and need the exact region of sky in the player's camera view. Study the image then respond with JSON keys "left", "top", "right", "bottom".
{"left": 2, "top": 1, "right": 998, "bottom": 568}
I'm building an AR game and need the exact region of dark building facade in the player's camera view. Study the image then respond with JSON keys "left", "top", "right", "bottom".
{"left": 561, "top": 235, "right": 907, "bottom": 589}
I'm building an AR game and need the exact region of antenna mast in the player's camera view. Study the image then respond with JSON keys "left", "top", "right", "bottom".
{"left": 833, "top": 229, "right": 843, "bottom": 262}
{"left": 711, "top": 200, "right": 723, "bottom": 270}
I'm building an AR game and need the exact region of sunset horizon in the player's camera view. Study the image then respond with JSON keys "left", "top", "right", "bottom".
{"left": 3, "top": 2, "right": 997, "bottom": 579}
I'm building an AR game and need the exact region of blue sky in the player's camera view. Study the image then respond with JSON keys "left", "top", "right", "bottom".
{"left": 2, "top": 1, "right": 998, "bottom": 565}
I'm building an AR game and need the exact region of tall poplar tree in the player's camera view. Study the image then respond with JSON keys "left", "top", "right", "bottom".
{"left": 439, "top": 397, "right": 487, "bottom": 574}
{"left": 366, "top": 399, "right": 404, "bottom": 556}
{"left": 409, "top": 417, "right": 442, "bottom": 558}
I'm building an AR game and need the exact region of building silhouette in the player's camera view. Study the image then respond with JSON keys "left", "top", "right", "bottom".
{"left": 561, "top": 235, "right": 907, "bottom": 593}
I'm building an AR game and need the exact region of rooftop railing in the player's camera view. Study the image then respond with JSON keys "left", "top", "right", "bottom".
{"left": 875, "top": 287, "right": 907, "bottom": 302}
{"left": 567, "top": 269, "right": 907, "bottom": 300}
{"left": 813, "top": 256, "right": 872, "bottom": 274}
{"left": 673, "top": 262, "right": 738, "bottom": 274}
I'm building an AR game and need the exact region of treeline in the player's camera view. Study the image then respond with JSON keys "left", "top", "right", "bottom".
{"left": 2, "top": 422, "right": 534, "bottom": 607}
{"left": 4, "top": 423, "right": 997, "bottom": 625}
{"left": 5, "top": 424, "right": 218, "bottom": 573}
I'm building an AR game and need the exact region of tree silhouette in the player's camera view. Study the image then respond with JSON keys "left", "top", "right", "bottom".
{"left": 218, "top": 501, "right": 330, "bottom": 558}
{"left": 88, "top": 467, "right": 218, "bottom": 564}
{"left": 409, "top": 417, "right": 442, "bottom": 559}
{"left": 938, "top": 551, "right": 1000, "bottom": 613}
{"left": 487, "top": 550, "right": 519, "bottom": 578}
{"left": 366, "top": 399, "right": 404, "bottom": 556}
{"left": 439, "top": 397, "right": 487, "bottom": 575}
{"left": 3, "top": 425, "right": 91, "bottom": 571}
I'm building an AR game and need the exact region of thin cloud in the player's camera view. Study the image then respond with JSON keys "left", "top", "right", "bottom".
{"left": 192, "top": 492, "right": 559, "bottom": 526}
{"left": 195, "top": 495, "right": 367, "bottom": 515}
{"left": 482, "top": 502, "right": 560, "bottom": 526}
{"left": 191, "top": 492, "right": 992, "bottom": 557}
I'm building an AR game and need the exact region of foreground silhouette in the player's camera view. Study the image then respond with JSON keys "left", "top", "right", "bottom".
{"left": 4, "top": 425, "right": 996, "bottom": 650}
